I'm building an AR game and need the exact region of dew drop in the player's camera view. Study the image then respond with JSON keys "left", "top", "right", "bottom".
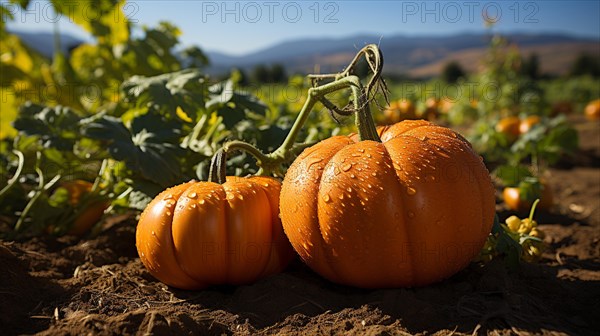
{"left": 188, "top": 192, "right": 197, "bottom": 199}
{"left": 358, "top": 148, "right": 365, "bottom": 153}
{"left": 151, "top": 230, "right": 156, "bottom": 236}
{"left": 346, "top": 187, "right": 352, "bottom": 192}
{"left": 199, "top": 199, "right": 205, "bottom": 205}
{"left": 408, "top": 211, "right": 415, "bottom": 218}
{"left": 371, "top": 171, "right": 377, "bottom": 177}
{"left": 342, "top": 163, "right": 352, "bottom": 172}
{"left": 323, "top": 194, "right": 331, "bottom": 203}
{"left": 164, "top": 194, "right": 174, "bottom": 200}
{"left": 350, "top": 174, "right": 356, "bottom": 179}
{"left": 308, "top": 158, "right": 323, "bottom": 166}
{"left": 367, "top": 184, "right": 373, "bottom": 189}
{"left": 338, "top": 193, "right": 345, "bottom": 200}
{"left": 227, "top": 194, "right": 235, "bottom": 200}
{"left": 406, "top": 187, "right": 417, "bottom": 195}
{"left": 420, "top": 135, "right": 428, "bottom": 141}
{"left": 426, "top": 175, "right": 436, "bottom": 182}
{"left": 190, "top": 203, "right": 197, "bottom": 209}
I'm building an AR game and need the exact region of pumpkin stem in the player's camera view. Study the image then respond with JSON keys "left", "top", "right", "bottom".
{"left": 208, "top": 148, "right": 227, "bottom": 184}
{"left": 351, "top": 82, "right": 381, "bottom": 142}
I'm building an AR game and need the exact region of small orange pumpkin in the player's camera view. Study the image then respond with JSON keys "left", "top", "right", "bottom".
{"left": 54, "top": 180, "right": 107, "bottom": 236}
{"left": 383, "top": 99, "right": 417, "bottom": 124}
{"left": 280, "top": 120, "right": 495, "bottom": 288}
{"left": 503, "top": 185, "right": 553, "bottom": 212}
{"left": 584, "top": 99, "right": 600, "bottom": 121}
{"left": 496, "top": 116, "right": 521, "bottom": 142}
{"left": 136, "top": 176, "right": 294, "bottom": 290}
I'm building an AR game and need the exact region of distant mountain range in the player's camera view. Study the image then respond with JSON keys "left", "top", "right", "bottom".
{"left": 9, "top": 30, "right": 85, "bottom": 57}
{"left": 10, "top": 30, "right": 599, "bottom": 77}
{"left": 206, "top": 32, "right": 600, "bottom": 77}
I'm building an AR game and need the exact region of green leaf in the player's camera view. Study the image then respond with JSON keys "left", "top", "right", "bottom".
{"left": 518, "top": 177, "right": 542, "bottom": 203}
{"left": 493, "top": 164, "right": 533, "bottom": 187}
{"left": 207, "top": 79, "right": 269, "bottom": 128}
{"left": 121, "top": 69, "right": 206, "bottom": 120}
{"left": 13, "top": 103, "right": 81, "bottom": 151}
{"left": 83, "top": 114, "right": 185, "bottom": 187}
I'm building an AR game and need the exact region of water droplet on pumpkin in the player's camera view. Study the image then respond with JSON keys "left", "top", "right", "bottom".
{"left": 338, "top": 193, "right": 344, "bottom": 200}
{"left": 367, "top": 184, "right": 373, "bottom": 189}
{"left": 151, "top": 231, "right": 156, "bottom": 236}
{"left": 426, "top": 175, "right": 436, "bottom": 182}
{"left": 333, "top": 166, "right": 341, "bottom": 175}
{"left": 188, "top": 192, "right": 197, "bottom": 199}
{"left": 227, "top": 194, "right": 235, "bottom": 200}
{"left": 308, "top": 158, "right": 323, "bottom": 166}
{"left": 420, "top": 135, "right": 428, "bottom": 141}
{"left": 190, "top": 203, "right": 197, "bottom": 209}
{"left": 406, "top": 187, "right": 416, "bottom": 195}
{"left": 346, "top": 187, "right": 352, "bottom": 192}
{"left": 408, "top": 211, "right": 415, "bottom": 218}
{"left": 350, "top": 174, "right": 356, "bottom": 179}
{"left": 323, "top": 194, "right": 331, "bottom": 203}
{"left": 358, "top": 148, "right": 365, "bottom": 153}
{"left": 164, "top": 194, "right": 174, "bottom": 200}
{"left": 342, "top": 163, "right": 352, "bottom": 172}
{"left": 371, "top": 171, "right": 377, "bottom": 177}
{"left": 451, "top": 132, "right": 457, "bottom": 138}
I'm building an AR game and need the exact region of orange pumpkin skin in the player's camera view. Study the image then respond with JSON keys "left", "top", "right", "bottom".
{"left": 503, "top": 185, "right": 553, "bottom": 212}
{"left": 383, "top": 99, "right": 417, "bottom": 124}
{"left": 58, "top": 180, "right": 108, "bottom": 236}
{"left": 496, "top": 116, "right": 521, "bottom": 142}
{"left": 585, "top": 99, "right": 600, "bottom": 121}
{"left": 136, "top": 176, "right": 294, "bottom": 290}
{"left": 280, "top": 120, "right": 495, "bottom": 288}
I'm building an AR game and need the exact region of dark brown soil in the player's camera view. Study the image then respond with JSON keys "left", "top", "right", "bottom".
{"left": 2, "top": 117, "right": 599, "bottom": 336}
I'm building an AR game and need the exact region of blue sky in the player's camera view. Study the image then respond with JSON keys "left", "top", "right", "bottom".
{"left": 5, "top": 1, "right": 600, "bottom": 55}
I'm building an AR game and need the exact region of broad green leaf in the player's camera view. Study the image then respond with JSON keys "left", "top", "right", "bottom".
{"left": 13, "top": 103, "right": 81, "bottom": 150}
{"left": 493, "top": 164, "right": 533, "bottom": 187}
{"left": 121, "top": 69, "right": 206, "bottom": 120}
{"left": 83, "top": 114, "right": 185, "bottom": 187}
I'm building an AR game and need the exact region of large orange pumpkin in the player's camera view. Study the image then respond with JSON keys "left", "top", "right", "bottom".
{"left": 136, "top": 176, "right": 294, "bottom": 290}
{"left": 280, "top": 120, "right": 495, "bottom": 288}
